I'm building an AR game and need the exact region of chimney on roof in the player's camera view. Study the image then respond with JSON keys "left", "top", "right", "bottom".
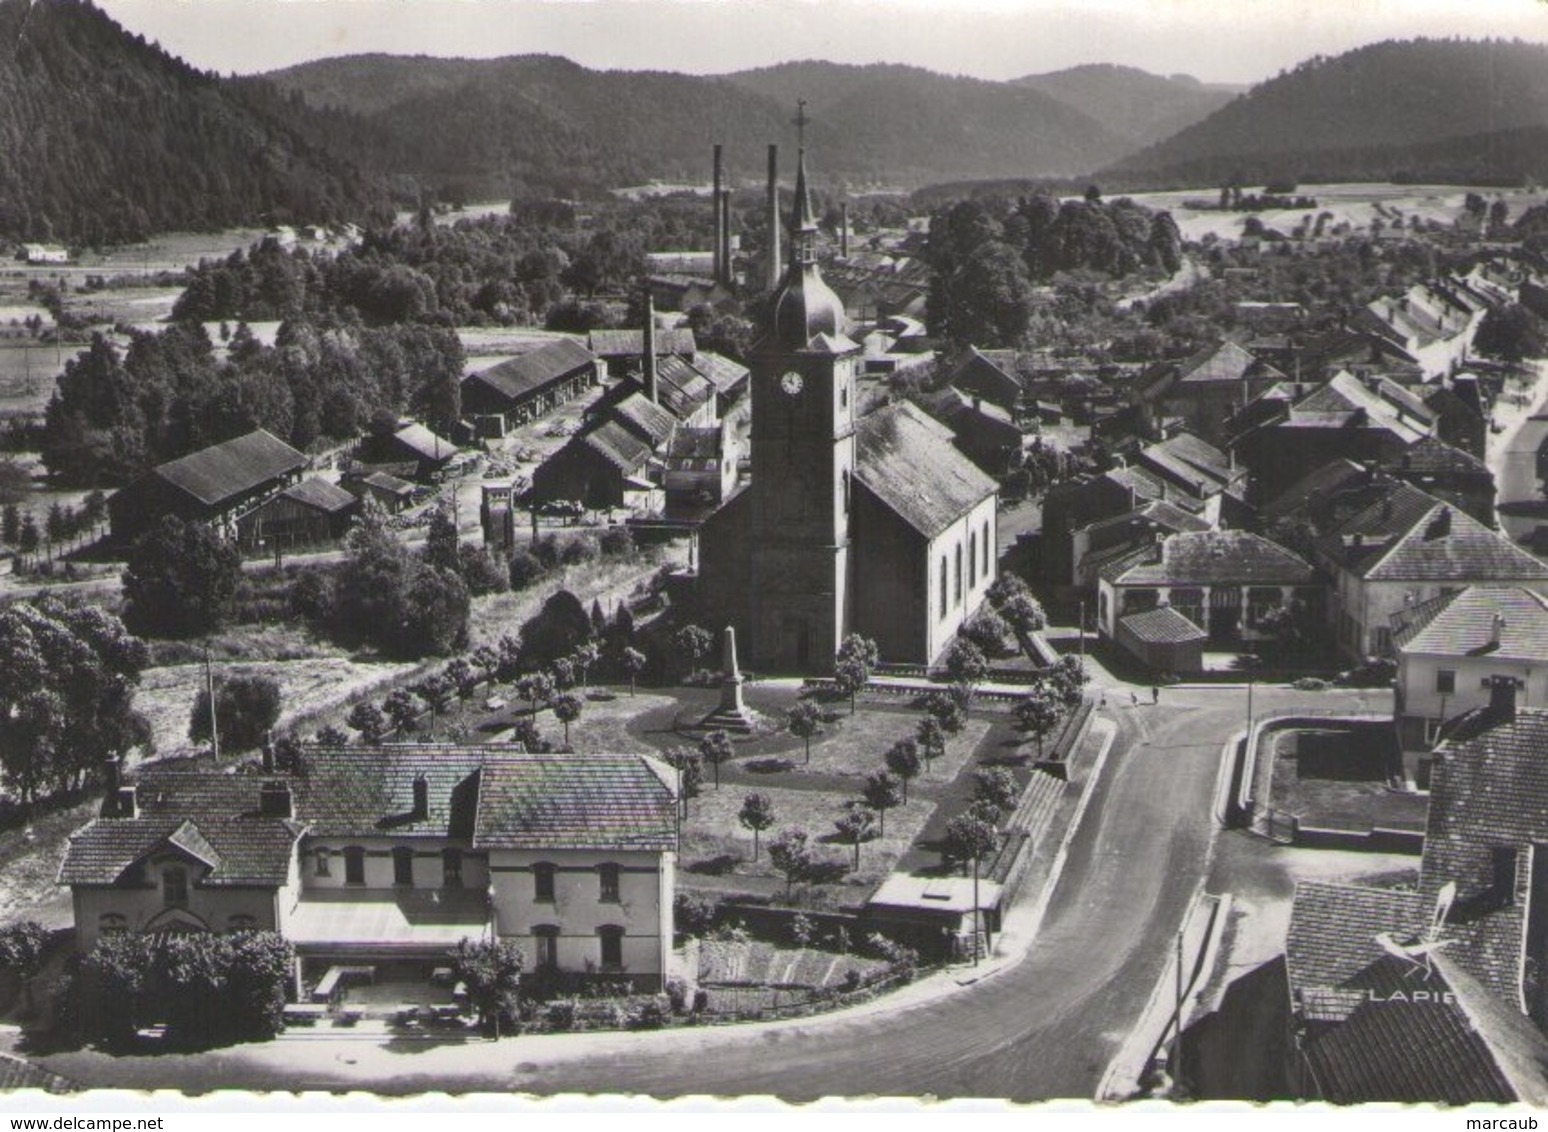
{"left": 712, "top": 144, "right": 725, "bottom": 285}
{"left": 103, "top": 757, "right": 121, "bottom": 794}
{"left": 1428, "top": 506, "right": 1452, "bottom": 539}
{"left": 765, "top": 143, "right": 782, "bottom": 290}
{"left": 259, "top": 780, "right": 292, "bottom": 819}
{"left": 1487, "top": 674, "right": 1518, "bottom": 722}
{"left": 642, "top": 291, "right": 659, "bottom": 405}
{"left": 260, "top": 734, "right": 275, "bottom": 774}
{"left": 1491, "top": 612, "right": 1506, "bottom": 649}
{"left": 106, "top": 784, "right": 137, "bottom": 819}
{"left": 412, "top": 775, "right": 429, "bottom": 820}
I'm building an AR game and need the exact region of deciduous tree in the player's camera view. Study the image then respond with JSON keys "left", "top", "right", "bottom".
{"left": 737, "top": 792, "right": 775, "bottom": 860}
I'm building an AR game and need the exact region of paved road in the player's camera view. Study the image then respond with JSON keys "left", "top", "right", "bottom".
{"left": 25, "top": 685, "right": 1380, "bottom": 1098}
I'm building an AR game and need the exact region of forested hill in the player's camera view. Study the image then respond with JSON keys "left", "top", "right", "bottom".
{"left": 1110, "top": 38, "right": 1548, "bottom": 187}
{"left": 1012, "top": 64, "right": 1241, "bottom": 149}
{"left": 265, "top": 55, "right": 1135, "bottom": 194}
{"left": 0, "top": 0, "right": 393, "bottom": 246}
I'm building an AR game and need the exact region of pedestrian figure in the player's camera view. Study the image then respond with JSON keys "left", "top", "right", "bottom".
{"left": 1151, "top": 685, "right": 1159, "bottom": 705}
{"left": 1130, "top": 690, "right": 1139, "bottom": 707}
{"left": 1099, "top": 691, "right": 1107, "bottom": 710}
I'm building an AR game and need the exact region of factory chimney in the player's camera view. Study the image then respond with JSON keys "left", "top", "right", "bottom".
{"left": 765, "top": 143, "right": 782, "bottom": 290}
{"left": 712, "top": 144, "right": 725, "bottom": 285}
{"left": 643, "top": 290, "right": 659, "bottom": 404}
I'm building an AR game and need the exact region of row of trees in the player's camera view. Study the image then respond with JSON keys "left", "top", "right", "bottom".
{"left": 0, "top": 492, "right": 109, "bottom": 564}
{"left": 42, "top": 318, "right": 465, "bottom": 488}
{"left": 0, "top": 597, "right": 151, "bottom": 807}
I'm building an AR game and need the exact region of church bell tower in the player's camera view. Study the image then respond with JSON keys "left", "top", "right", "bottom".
{"left": 745, "top": 118, "right": 860, "bottom": 673}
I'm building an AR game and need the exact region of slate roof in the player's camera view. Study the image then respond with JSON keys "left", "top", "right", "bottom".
{"left": 59, "top": 769, "right": 305, "bottom": 888}
{"left": 580, "top": 420, "right": 654, "bottom": 473}
{"left": 355, "top": 470, "right": 416, "bottom": 497}
{"left": 917, "top": 385, "right": 1017, "bottom": 429}
{"left": 277, "top": 478, "right": 357, "bottom": 514}
{"left": 1117, "top": 606, "right": 1206, "bottom": 645}
{"left": 609, "top": 392, "right": 677, "bottom": 447}
{"left": 1299, "top": 955, "right": 1525, "bottom": 1105}
{"left": 60, "top": 749, "right": 679, "bottom": 890}
{"left": 1393, "top": 586, "right": 1548, "bottom": 661}
{"left": 854, "top": 402, "right": 997, "bottom": 538}
{"left": 465, "top": 339, "right": 596, "bottom": 403}
{"left": 1260, "top": 459, "right": 1367, "bottom": 524}
{"left": 693, "top": 352, "right": 751, "bottom": 396}
{"left": 1175, "top": 339, "right": 1287, "bottom": 385}
{"left": 1359, "top": 500, "right": 1548, "bottom": 583}
{"left": 653, "top": 355, "right": 717, "bottom": 420}
{"left": 1100, "top": 530, "right": 1315, "bottom": 587}
{"left": 1395, "top": 435, "right": 1489, "bottom": 476}
{"left": 1282, "top": 371, "right": 1433, "bottom": 445}
{"left": 1078, "top": 499, "right": 1213, "bottom": 540}
{"left": 392, "top": 423, "right": 458, "bottom": 464}
{"left": 150, "top": 429, "right": 306, "bottom": 507}
{"left": 587, "top": 328, "right": 696, "bottom": 359}
{"left": 474, "top": 753, "right": 677, "bottom": 850}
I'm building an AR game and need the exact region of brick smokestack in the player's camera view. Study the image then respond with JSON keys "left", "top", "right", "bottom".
{"left": 719, "top": 187, "right": 733, "bottom": 286}
{"left": 766, "top": 143, "right": 781, "bottom": 290}
{"left": 712, "top": 144, "right": 725, "bottom": 285}
{"left": 643, "top": 289, "right": 658, "bottom": 404}
{"left": 1487, "top": 674, "right": 1518, "bottom": 722}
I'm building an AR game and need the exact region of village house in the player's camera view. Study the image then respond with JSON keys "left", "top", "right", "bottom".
{"left": 235, "top": 477, "right": 357, "bottom": 555}
{"left": 945, "top": 348, "right": 1026, "bottom": 419}
{"left": 20, "top": 243, "right": 69, "bottom": 265}
{"left": 1096, "top": 530, "right": 1319, "bottom": 665}
{"left": 108, "top": 428, "right": 308, "bottom": 546}
{"left": 1310, "top": 482, "right": 1548, "bottom": 659}
{"left": 1390, "top": 585, "right": 1548, "bottom": 751}
{"left": 1231, "top": 370, "right": 1439, "bottom": 504}
{"left": 697, "top": 147, "right": 998, "bottom": 670}
{"left": 343, "top": 469, "right": 418, "bottom": 514}
{"left": 60, "top": 747, "right": 678, "bottom": 994}
{"left": 1282, "top": 681, "right": 1548, "bottom": 1103}
{"left": 913, "top": 385, "right": 1024, "bottom": 475}
{"left": 1134, "top": 339, "right": 1288, "bottom": 445}
{"left": 460, "top": 339, "right": 601, "bottom": 438}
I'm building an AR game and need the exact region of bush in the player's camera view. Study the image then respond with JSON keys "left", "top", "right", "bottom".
{"left": 458, "top": 545, "right": 509, "bottom": 596}
{"left": 598, "top": 526, "right": 635, "bottom": 559}
{"left": 962, "top": 608, "right": 1011, "bottom": 656}
{"left": 546, "top": 999, "right": 578, "bottom": 1031}
{"left": 287, "top": 570, "right": 337, "bottom": 623}
{"left": 0, "top": 922, "right": 49, "bottom": 981}
{"left": 631, "top": 998, "right": 669, "bottom": 1030}
{"left": 665, "top": 977, "right": 689, "bottom": 1014}
{"left": 674, "top": 890, "right": 720, "bottom": 937}
{"left": 508, "top": 548, "right": 546, "bottom": 590}
{"left": 558, "top": 533, "right": 599, "bottom": 566}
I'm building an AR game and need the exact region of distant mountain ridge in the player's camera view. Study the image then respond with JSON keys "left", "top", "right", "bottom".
{"left": 1012, "top": 64, "right": 1242, "bottom": 148}
{"left": 1111, "top": 38, "right": 1548, "bottom": 186}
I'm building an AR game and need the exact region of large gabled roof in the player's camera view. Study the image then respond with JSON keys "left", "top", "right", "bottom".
{"left": 1175, "top": 338, "right": 1287, "bottom": 385}
{"left": 587, "top": 327, "right": 696, "bottom": 359}
{"left": 276, "top": 477, "right": 357, "bottom": 514}
{"left": 149, "top": 429, "right": 306, "bottom": 508}
{"left": 854, "top": 402, "right": 996, "bottom": 538}
{"left": 465, "top": 339, "right": 596, "bottom": 403}
{"left": 579, "top": 419, "right": 654, "bottom": 473}
{"left": 609, "top": 392, "right": 677, "bottom": 448}
{"left": 59, "top": 769, "right": 305, "bottom": 888}
{"left": 392, "top": 423, "right": 458, "bottom": 464}
{"left": 1362, "top": 501, "right": 1548, "bottom": 583}
{"left": 1101, "top": 530, "right": 1314, "bottom": 587}
{"left": 474, "top": 753, "right": 676, "bottom": 851}
{"left": 1393, "top": 586, "right": 1548, "bottom": 661}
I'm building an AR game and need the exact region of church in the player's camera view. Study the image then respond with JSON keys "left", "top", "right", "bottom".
{"left": 697, "top": 146, "right": 998, "bottom": 673}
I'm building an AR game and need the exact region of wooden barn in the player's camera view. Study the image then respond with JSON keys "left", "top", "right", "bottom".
{"left": 236, "top": 478, "right": 357, "bottom": 554}
{"left": 108, "top": 429, "right": 308, "bottom": 546}
{"left": 461, "top": 339, "right": 600, "bottom": 437}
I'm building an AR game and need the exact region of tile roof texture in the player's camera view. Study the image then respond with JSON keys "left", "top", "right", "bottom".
{"left": 277, "top": 477, "right": 357, "bottom": 514}
{"left": 60, "top": 748, "right": 679, "bottom": 890}
{"left": 392, "top": 423, "right": 458, "bottom": 464}
{"left": 579, "top": 420, "right": 654, "bottom": 473}
{"left": 854, "top": 401, "right": 997, "bottom": 538}
{"left": 1175, "top": 338, "right": 1287, "bottom": 385}
{"left": 1117, "top": 605, "right": 1206, "bottom": 644}
{"left": 150, "top": 429, "right": 306, "bottom": 507}
{"left": 1101, "top": 530, "right": 1315, "bottom": 587}
{"left": 609, "top": 392, "right": 678, "bottom": 447}
{"left": 465, "top": 339, "right": 596, "bottom": 403}
{"left": 693, "top": 352, "right": 750, "bottom": 396}
{"left": 1393, "top": 586, "right": 1548, "bottom": 661}
{"left": 1287, "top": 882, "right": 1430, "bottom": 1009}
{"left": 1361, "top": 501, "right": 1548, "bottom": 583}
{"left": 59, "top": 769, "right": 305, "bottom": 888}
{"left": 587, "top": 328, "right": 696, "bottom": 358}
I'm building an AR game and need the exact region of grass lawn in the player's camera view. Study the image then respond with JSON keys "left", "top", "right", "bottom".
{"left": 773, "top": 708, "right": 989, "bottom": 784}
{"left": 1268, "top": 725, "right": 1428, "bottom": 831}
{"left": 680, "top": 780, "right": 935, "bottom": 892}
{"left": 0, "top": 796, "right": 97, "bottom": 928}
{"left": 697, "top": 939, "right": 886, "bottom": 987}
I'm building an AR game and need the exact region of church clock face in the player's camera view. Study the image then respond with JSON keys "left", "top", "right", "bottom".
{"left": 780, "top": 371, "right": 804, "bottom": 396}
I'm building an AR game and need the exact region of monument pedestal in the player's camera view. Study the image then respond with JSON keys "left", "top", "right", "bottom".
{"left": 700, "top": 625, "right": 759, "bottom": 734}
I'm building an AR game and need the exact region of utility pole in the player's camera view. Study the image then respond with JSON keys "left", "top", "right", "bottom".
{"left": 1171, "top": 927, "right": 1185, "bottom": 1083}
{"left": 972, "top": 853, "right": 981, "bottom": 967}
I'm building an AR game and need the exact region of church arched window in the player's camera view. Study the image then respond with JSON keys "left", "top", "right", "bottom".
{"left": 969, "top": 530, "right": 977, "bottom": 589}
{"left": 842, "top": 469, "right": 850, "bottom": 515}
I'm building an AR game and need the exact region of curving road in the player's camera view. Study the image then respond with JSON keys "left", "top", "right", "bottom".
{"left": 30, "top": 685, "right": 1373, "bottom": 1099}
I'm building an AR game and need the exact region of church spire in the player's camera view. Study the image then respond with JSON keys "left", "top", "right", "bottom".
{"left": 790, "top": 100, "right": 818, "bottom": 265}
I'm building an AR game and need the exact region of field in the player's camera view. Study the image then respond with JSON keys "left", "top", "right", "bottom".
{"left": 1125, "top": 182, "right": 1548, "bottom": 243}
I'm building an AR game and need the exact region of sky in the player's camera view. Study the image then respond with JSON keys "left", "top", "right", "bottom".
{"left": 92, "top": 0, "right": 1548, "bottom": 83}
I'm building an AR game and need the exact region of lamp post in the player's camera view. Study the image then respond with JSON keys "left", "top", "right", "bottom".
{"left": 1078, "top": 599, "right": 1086, "bottom": 667}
